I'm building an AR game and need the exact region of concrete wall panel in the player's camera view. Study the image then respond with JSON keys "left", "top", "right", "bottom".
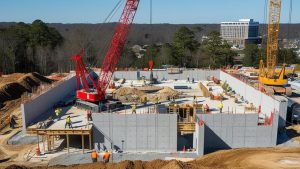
{"left": 113, "top": 70, "right": 220, "bottom": 81}
{"left": 197, "top": 113, "right": 278, "bottom": 153}
{"left": 93, "top": 113, "right": 177, "bottom": 153}
{"left": 21, "top": 76, "right": 76, "bottom": 131}
{"left": 220, "top": 71, "right": 287, "bottom": 129}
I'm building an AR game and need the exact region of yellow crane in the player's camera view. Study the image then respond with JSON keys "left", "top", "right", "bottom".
{"left": 259, "top": 0, "right": 291, "bottom": 96}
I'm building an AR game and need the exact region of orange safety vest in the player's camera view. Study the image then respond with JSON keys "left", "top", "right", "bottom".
{"left": 91, "top": 151, "right": 98, "bottom": 158}
{"left": 103, "top": 152, "right": 110, "bottom": 161}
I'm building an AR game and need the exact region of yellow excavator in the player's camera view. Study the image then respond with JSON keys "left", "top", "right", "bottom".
{"left": 259, "top": 0, "right": 292, "bottom": 96}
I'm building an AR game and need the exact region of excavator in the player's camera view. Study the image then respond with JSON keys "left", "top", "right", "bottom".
{"left": 259, "top": 0, "right": 292, "bottom": 96}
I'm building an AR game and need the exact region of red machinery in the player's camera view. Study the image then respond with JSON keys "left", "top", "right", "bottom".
{"left": 72, "top": 49, "right": 99, "bottom": 102}
{"left": 74, "top": 0, "right": 140, "bottom": 102}
{"left": 149, "top": 60, "right": 154, "bottom": 84}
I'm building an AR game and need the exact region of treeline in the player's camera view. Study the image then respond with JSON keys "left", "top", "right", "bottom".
{"left": 129, "top": 28, "right": 236, "bottom": 69}
{"left": 0, "top": 20, "right": 299, "bottom": 75}
{"left": 243, "top": 44, "right": 299, "bottom": 67}
{"left": 0, "top": 20, "right": 63, "bottom": 74}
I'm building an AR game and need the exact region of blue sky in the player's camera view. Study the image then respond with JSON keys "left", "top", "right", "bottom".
{"left": 0, "top": 0, "right": 299, "bottom": 24}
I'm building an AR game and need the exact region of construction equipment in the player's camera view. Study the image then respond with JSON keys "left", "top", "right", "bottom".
{"left": 74, "top": 0, "right": 140, "bottom": 102}
{"left": 259, "top": 0, "right": 292, "bottom": 96}
{"left": 72, "top": 49, "right": 99, "bottom": 102}
{"left": 149, "top": 60, "right": 155, "bottom": 84}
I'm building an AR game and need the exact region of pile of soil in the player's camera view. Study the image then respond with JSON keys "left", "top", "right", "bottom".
{"left": 113, "top": 87, "right": 146, "bottom": 103}
{"left": 135, "top": 86, "right": 163, "bottom": 93}
{"left": 3, "top": 147, "right": 300, "bottom": 169}
{"left": 147, "top": 87, "right": 180, "bottom": 102}
{"left": 113, "top": 87, "right": 181, "bottom": 104}
{"left": 158, "top": 87, "right": 180, "bottom": 96}
{"left": 0, "top": 72, "right": 53, "bottom": 104}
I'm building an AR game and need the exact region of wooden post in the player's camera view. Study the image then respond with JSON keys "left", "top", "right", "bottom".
{"left": 42, "top": 135, "right": 45, "bottom": 153}
{"left": 66, "top": 134, "right": 69, "bottom": 153}
{"left": 37, "top": 133, "right": 40, "bottom": 150}
{"left": 82, "top": 134, "right": 84, "bottom": 154}
{"left": 89, "top": 133, "right": 92, "bottom": 150}
{"left": 52, "top": 135, "right": 55, "bottom": 150}
{"left": 47, "top": 135, "right": 50, "bottom": 152}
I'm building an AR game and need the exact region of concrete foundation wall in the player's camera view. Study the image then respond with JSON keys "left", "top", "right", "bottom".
{"left": 113, "top": 70, "right": 220, "bottom": 81}
{"left": 21, "top": 76, "right": 76, "bottom": 131}
{"left": 93, "top": 113, "right": 177, "bottom": 153}
{"left": 219, "top": 70, "right": 288, "bottom": 129}
{"left": 196, "top": 113, "right": 278, "bottom": 154}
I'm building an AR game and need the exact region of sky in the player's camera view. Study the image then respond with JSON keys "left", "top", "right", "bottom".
{"left": 0, "top": 0, "right": 299, "bottom": 24}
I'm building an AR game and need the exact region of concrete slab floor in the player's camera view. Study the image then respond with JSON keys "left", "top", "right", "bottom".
{"left": 112, "top": 79, "right": 257, "bottom": 115}
{"left": 48, "top": 151, "right": 198, "bottom": 166}
{"left": 28, "top": 106, "right": 92, "bottom": 130}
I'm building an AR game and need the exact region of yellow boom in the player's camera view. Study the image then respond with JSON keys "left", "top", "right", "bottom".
{"left": 259, "top": 0, "right": 287, "bottom": 86}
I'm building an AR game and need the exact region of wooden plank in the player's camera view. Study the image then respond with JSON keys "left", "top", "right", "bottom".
{"left": 82, "top": 135, "right": 84, "bottom": 154}
{"left": 34, "top": 129, "right": 91, "bottom": 136}
{"left": 42, "top": 135, "right": 45, "bottom": 153}
{"left": 52, "top": 135, "right": 55, "bottom": 150}
{"left": 89, "top": 134, "right": 92, "bottom": 150}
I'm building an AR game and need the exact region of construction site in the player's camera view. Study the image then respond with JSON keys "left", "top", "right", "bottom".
{"left": 1, "top": 0, "right": 300, "bottom": 169}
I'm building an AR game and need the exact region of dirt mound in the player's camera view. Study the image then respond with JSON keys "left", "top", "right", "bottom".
{"left": 147, "top": 87, "right": 180, "bottom": 102}
{"left": 158, "top": 87, "right": 180, "bottom": 96}
{"left": 160, "top": 160, "right": 185, "bottom": 169}
{"left": 3, "top": 165, "right": 29, "bottom": 169}
{"left": 113, "top": 87, "right": 146, "bottom": 103}
{"left": 0, "top": 72, "right": 53, "bottom": 103}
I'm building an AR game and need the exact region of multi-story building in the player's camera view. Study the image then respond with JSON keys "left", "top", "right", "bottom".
{"left": 221, "top": 19, "right": 261, "bottom": 49}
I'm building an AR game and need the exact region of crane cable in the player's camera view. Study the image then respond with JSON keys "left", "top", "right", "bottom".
{"left": 88, "top": 0, "right": 125, "bottom": 69}
{"left": 284, "top": 0, "right": 292, "bottom": 63}
{"left": 260, "top": 0, "right": 268, "bottom": 61}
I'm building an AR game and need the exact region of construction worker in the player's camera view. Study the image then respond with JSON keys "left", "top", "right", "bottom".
{"left": 102, "top": 150, "right": 111, "bottom": 163}
{"left": 87, "top": 110, "right": 92, "bottom": 121}
{"left": 9, "top": 115, "right": 16, "bottom": 129}
{"left": 65, "top": 116, "right": 73, "bottom": 129}
{"left": 193, "top": 95, "right": 196, "bottom": 104}
{"left": 132, "top": 104, "right": 137, "bottom": 114}
{"left": 155, "top": 97, "right": 159, "bottom": 105}
{"left": 142, "top": 97, "right": 147, "bottom": 106}
{"left": 55, "top": 108, "right": 62, "bottom": 120}
{"left": 205, "top": 104, "right": 210, "bottom": 113}
{"left": 91, "top": 150, "right": 98, "bottom": 163}
{"left": 219, "top": 101, "right": 223, "bottom": 113}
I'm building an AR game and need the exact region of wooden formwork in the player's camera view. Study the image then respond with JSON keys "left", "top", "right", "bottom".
{"left": 168, "top": 104, "right": 200, "bottom": 134}
{"left": 35, "top": 128, "right": 92, "bottom": 154}
{"left": 199, "top": 82, "right": 211, "bottom": 97}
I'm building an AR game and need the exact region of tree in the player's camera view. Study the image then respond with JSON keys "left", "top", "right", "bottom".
{"left": 278, "top": 48, "right": 299, "bottom": 64}
{"left": 0, "top": 20, "right": 63, "bottom": 74}
{"left": 172, "top": 27, "right": 200, "bottom": 67}
{"left": 201, "top": 31, "right": 236, "bottom": 68}
{"left": 243, "top": 44, "right": 260, "bottom": 66}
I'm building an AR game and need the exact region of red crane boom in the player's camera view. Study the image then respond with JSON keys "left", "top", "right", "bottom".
{"left": 97, "top": 0, "right": 140, "bottom": 100}
{"left": 75, "top": 0, "right": 140, "bottom": 102}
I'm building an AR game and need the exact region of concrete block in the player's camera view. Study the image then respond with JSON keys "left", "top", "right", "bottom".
{"left": 245, "top": 114, "right": 258, "bottom": 126}
{"left": 244, "top": 137, "right": 256, "bottom": 147}
{"left": 245, "top": 126, "right": 257, "bottom": 137}
{"left": 232, "top": 137, "right": 245, "bottom": 148}
{"left": 213, "top": 115, "right": 222, "bottom": 127}
{"left": 233, "top": 127, "right": 245, "bottom": 137}
{"left": 233, "top": 115, "right": 246, "bottom": 127}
